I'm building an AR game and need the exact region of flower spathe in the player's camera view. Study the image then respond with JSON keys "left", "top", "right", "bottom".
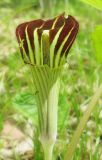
{"left": 16, "top": 13, "right": 79, "bottom": 67}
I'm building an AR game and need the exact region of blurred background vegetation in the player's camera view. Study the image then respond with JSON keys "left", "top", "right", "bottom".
{"left": 0, "top": 0, "right": 102, "bottom": 159}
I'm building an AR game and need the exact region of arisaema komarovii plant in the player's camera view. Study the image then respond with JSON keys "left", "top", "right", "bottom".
{"left": 16, "top": 12, "right": 102, "bottom": 160}
{"left": 16, "top": 13, "right": 79, "bottom": 160}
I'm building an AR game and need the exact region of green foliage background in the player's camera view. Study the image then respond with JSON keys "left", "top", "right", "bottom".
{"left": 0, "top": 0, "right": 102, "bottom": 159}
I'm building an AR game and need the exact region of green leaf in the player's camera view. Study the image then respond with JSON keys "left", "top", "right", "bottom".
{"left": 92, "top": 25, "right": 102, "bottom": 63}
{"left": 13, "top": 92, "right": 37, "bottom": 122}
{"left": 80, "top": 0, "right": 102, "bottom": 11}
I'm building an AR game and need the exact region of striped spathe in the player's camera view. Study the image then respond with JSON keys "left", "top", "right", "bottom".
{"left": 16, "top": 13, "right": 79, "bottom": 67}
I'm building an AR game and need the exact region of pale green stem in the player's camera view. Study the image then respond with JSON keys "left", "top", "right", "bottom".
{"left": 44, "top": 148, "right": 53, "bottom": 160}
{"left": 43, "top": 141, "right": 54, "bottom": 160}
{"left": 31, "top": 66, "right": 61, "bottom": 160}
{"left": 47, "top": 78, "right": 60, "bottom": 136}
{"left": 39, "top": 78, "right": 60, "bottom": 160}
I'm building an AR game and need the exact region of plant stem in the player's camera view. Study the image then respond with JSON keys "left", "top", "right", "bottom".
{"left": 39, "top": 77, "right": 60, "bottom": 160}
{"left": 31, "top": 66, "right": 61, "bottom": 160}
{"left": 44, "top": 148, "right": 53, "bottom": 160}
{"left": 42, "top": 140, "right": 54, "bottom": 160}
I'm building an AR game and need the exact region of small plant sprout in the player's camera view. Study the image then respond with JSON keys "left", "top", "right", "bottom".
{"left": 16, "top": 13, "right": 79, "bottom": 160}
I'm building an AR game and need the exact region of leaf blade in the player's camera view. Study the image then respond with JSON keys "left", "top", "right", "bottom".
{"left": 80, "top": 0, "right": 102, "bottom": 11}
{"left": 64, "top": 84, "right": 102, "bottom": 160}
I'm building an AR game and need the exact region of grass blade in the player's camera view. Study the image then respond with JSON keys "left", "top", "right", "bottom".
{"left": 64, "top": 84, "right": 102, "bottom": 160}
{"left": 80, "top": 0, "right": 102, "bottom": 11}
